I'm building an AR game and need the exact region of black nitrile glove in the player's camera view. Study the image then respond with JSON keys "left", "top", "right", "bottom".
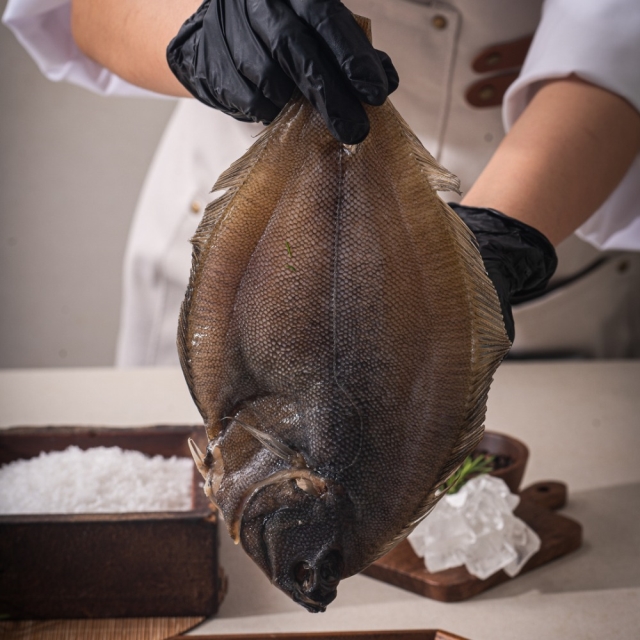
{"left": 448, "top": 204, "right": 558, "bottom": 343}
{"left": 167, "top": 0, "right": 399, "bottom": 144}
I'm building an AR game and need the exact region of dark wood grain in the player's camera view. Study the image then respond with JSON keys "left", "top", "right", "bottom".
{"left": 0, "top": 616, "right": 205, "bottom": 640}
{"left": 520, "top": 481, "right": 567, "bottom": 511}
{"left": 172, "top": 630, "right": 470, "bottom": 640}
{"left": 0, "top": 424, "right": 207, "bottom": 465}
{"left": 0, "top": 426, "right": 223, "bottom": 620}
{"left": 362, "top": 482, "right": 582, "bottom": 602}
{"left": 475, "top": 431, "right": 528, "bottom": 493}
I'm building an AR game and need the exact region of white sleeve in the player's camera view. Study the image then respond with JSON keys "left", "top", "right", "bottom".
{"left": 502, "top": 0, "right": 640, "bottom": 252}
{"left": 2, "top": 0, "right": 167, "bottom": 98}
{"left": 503, "top": 0, "right": 640, "bottom": 127}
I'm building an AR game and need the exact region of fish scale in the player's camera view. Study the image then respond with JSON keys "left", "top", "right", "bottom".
{"left": 179, "top": 17, "right": 510, "bottom": 612}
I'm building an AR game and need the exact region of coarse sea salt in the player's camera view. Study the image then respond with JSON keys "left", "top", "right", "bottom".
{"left": 0, "top": 446, "right": 194, "bottom": 514}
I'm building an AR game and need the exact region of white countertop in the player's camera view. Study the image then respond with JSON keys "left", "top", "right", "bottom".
{"left": 1, "top": 361, "right": 639, "bottom": 639}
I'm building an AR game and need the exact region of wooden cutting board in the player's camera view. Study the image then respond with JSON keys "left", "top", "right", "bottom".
{"left": 0, "top": 616, "right": 204, "bottom": 640}
{"left": 362, "top": 481, "right": 582, "bottom": 602}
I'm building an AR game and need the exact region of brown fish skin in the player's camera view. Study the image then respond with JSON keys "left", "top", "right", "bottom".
{"left": 179, "top": 52, "right": 510, "bottom": 610}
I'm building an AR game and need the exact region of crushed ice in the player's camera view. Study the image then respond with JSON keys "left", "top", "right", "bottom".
{"left": 408, "top": 475, "right": 541, "bottom": 580}
{"left": 0, "top": 446, "right": 194, "bottom": 514}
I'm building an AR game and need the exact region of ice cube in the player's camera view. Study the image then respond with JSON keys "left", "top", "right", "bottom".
{"left": 503, "top": 518, "right": 541, "bottom": 577}
{"left": 465, "top": 531, "right": 517, "bottom": 580}
{"left": 407, "top": 475, "right": 540, "bottom": 580}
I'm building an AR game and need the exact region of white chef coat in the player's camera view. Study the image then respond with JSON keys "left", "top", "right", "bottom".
{"left": 4, "top": 0, "right": 640, "bottom": 364}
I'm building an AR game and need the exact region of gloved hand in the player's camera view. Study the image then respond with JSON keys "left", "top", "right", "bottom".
{"left": 166, "top": 0, "right": 399, "bottom": 144}
{"left": 448, "top": 204, "right": 558, "bottom": 343}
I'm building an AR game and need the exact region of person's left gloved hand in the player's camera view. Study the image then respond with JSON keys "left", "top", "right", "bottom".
{"left": 166, "top": 0, "right": 399, "bottom": 144}
{"left": 448, "top": 204, "right": 558, "bottom": 343}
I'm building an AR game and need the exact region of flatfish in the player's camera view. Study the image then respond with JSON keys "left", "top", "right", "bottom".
{"left": 179, "top": 19, "right": 510, "bottom": 612}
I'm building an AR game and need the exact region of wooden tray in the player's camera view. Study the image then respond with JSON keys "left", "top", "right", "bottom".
{"left": 0, "top": 425, "right": 225, "bottom": 619}
{"left": 0, "top": 616, "right": 205, "bottom": 640}
{"left": 362, "top": 481, "right": 582, "bottom": 601}
{"left": 171, "top": 630, "right": 470, "bottom": 640}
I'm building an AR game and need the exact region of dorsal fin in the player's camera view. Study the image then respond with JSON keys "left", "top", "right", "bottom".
{"left": 176, "top": 98, "right": 306, "bottom": 429}
{"left": 369, "top": 193, "right": 510, "bottom": 563}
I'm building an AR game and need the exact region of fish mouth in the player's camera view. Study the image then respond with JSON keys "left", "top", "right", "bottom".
{"left": 236, "top": 471, "right": 346, "bottom": 612}
{"left": 292, "top": 590, "right": 329, "bottom": 613}
{"left": 229, "top": 468, "right": 328, "bottom": 543}
{"left": 289, "top": 549, "right": 343, "bottom": 612}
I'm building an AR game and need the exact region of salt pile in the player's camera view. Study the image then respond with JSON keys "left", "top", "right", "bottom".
{"left": 0, "top": 446, "right": 194, "bottom": 514}
{"left": 408, "top": 475, "right": 541, "bottom": 580}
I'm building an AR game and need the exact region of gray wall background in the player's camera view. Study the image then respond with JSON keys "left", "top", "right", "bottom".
{"left": 0, "top": 0, "right": 175, "bottom": 367}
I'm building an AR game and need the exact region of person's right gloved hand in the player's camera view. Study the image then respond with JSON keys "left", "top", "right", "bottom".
{"left": 166, "top": 0, "right": 399, "bottom": 145}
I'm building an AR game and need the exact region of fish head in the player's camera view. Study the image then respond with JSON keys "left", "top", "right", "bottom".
{"left": 238, "top": 473, "right": 350, "bottom": 612}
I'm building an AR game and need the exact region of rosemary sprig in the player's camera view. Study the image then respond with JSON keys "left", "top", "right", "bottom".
{"left": 442, "top": 453, "right": 495, "bottom": 494}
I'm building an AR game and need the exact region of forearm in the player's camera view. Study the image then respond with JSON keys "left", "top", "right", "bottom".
{"left": 462, "top": 76, "right": 640, "bottom": 246}
{"left": 70, "top": 0, "right": 200, "bottom": 96}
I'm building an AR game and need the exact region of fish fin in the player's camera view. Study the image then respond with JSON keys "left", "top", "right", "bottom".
{"left": 369, "top": 196, "right": 511, "bottom": 564}
{"left": 353, "top": 12, "right": 454, "bottom": 196}
{"left": 209, "top": 443, "right": 225, "bottom": 494}
{"left": 176, "top": 98, "right": 306, "bottom": 435}
{"left": 353, "top": 14, "right": 372, "bottom": 41}
{"left": 225, "top": 416, "right": 306, "bottom": 467}
{"left": 188, "top": 438, "right": 209, "bottom": 480}
{"left": 194, "top": 97, "right": 304, "bottom": 254}
{"left": 386, "top": 101, "right": 461, "bottom": 195}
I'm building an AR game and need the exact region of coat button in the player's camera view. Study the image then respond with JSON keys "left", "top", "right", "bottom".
{"left": 432, "top": 15, "right": 448, "bottom": 30}
{"left": 479, "top": 85, "right": 496, "bottom": 101}
{"left": 484, "top": 52, "right": 502, "bottom": 67}
{"left": 190, "top": 200, "right": 202, "bottom": 214}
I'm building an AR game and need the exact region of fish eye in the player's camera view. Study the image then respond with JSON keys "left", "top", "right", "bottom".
{"left": 319, "top": 561, "right": 338, "bottom": 586}
{"left": 319, "top": 550, "right": 342, "bottom": 587}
